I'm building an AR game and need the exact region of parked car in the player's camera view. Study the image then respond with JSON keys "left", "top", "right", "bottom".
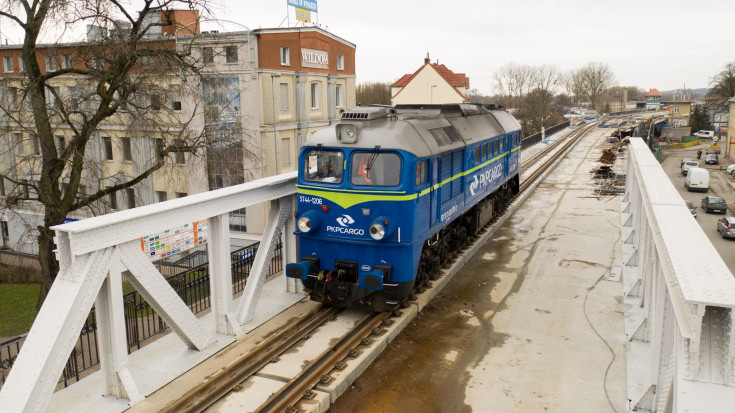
{"left": 702, "top": 195, "right": 728, "bottom": 214}
{"left": 685, "top": 200, "right": 697, "bottom": 218}
{"left": 695, "top": 130, "right": 715, "bottom": 139}
{"left": 727, "top": 163, "right": 735, "bottom": 176}
{"left": 717, "top": 217, "right": 735, "bottom": 239}
{"left": 682, "top": 160, "right": 699, "bottom": 175}
{"left": 705, "top": 153, "right": 719, "bottom": 165}
{"left": 681, "top": 157, "right": 694, "bottom": 167}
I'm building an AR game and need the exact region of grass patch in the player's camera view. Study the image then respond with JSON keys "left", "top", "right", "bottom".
{"left": 0, "top": 284, "right": 40, "bottom": 337}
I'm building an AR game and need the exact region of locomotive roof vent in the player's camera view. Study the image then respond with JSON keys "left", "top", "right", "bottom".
{"left": 341, "top": 105, "right": 395, "bottom": 121}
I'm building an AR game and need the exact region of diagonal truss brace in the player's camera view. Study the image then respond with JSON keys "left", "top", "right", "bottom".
{"left": 236, "top": 197, "right": 293, "bottom": 325}
{"left": 118, "top": 241, "right": 211, "bottom": 350}
{"left": 0, "top": 245, "right": 117, "bottom": 413}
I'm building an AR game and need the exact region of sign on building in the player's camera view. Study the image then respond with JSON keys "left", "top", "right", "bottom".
{"left": 287, "top": 0, "right": 317, "bottom": 12}
{"left": 295, "top": 7, "right": 311, "bottom": 22}
{"left": 301, "top": 48, "right": 328, "bottom": 69}
{"left": 141, "top": 220, "right": 208, "bottom": 261}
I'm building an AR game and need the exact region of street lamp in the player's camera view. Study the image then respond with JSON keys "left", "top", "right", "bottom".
{"left": 271, "top": 73, "right": 281, "bottom": 175}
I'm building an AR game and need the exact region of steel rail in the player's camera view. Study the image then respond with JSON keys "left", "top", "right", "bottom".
{"left": 254, "top": 311, "right": 392, "bottom": 413}
{"left": 520, "top": 123, "right": 598, "bottom": 193}
{"left": 161, "top": 305, "right": 341, "bottom": 413}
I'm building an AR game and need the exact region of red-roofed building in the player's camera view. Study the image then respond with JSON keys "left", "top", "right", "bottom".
{"left": 390, "top": 53, "right": 470, "bottom": 105}
{"left": 646, "top": 88, "right": 662, "bottom": 110}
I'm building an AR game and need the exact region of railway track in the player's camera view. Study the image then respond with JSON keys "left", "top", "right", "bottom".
{"left": 161, "top": 123, "right": 598, "bottom": 413}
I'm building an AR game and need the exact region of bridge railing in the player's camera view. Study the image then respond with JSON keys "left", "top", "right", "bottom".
{"left": 0, "top": 172, "right": 299, "bottom": 412}
{"left": 623, "top": 138, "right": 735, "bottom": 412}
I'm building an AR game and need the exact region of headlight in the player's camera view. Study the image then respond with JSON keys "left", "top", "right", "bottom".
{"left": 297, "top": 210, "right": 321, "bottom": 233}
{"left": 297, "top": 216, "right": 312, "bottom": 232}
{"left": 369, "top": 223, "right": 385, "bottom": 240}
{"left": 337, "top": 124, "right": 359, "bottom": 143}
{"left": 369, "top": 216, "right": 395, "bottom": 241}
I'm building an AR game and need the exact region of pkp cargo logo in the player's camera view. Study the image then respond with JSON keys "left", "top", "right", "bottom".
{"left": 336, "top": 214, "right": 355, "bottom": 227}
{"left": 327, "top": 214, "right": 364, "bottom": 235}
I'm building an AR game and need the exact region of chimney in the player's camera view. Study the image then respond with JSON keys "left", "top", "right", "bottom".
{"left": 424, "top": 52, "right": 430, "bottom": 65}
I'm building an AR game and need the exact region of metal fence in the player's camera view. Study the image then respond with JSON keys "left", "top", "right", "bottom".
{"left": 0, "top": 237, "right": 282, "bottom": 390}
{"left": 521, "top": 121, "right": 571, "bottom": 149}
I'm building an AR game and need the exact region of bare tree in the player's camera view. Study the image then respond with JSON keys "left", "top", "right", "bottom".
{"left": 707, "top": 61, "right": 735, "bottom": 99}
{"left": 0, "top": 0, "right": 223, "bottom": 307}
{"left": 493, "top": 63, "right": 534, "bottom": 108}
{"left": 569, "top": 62, "right": 615, "bottom": 112}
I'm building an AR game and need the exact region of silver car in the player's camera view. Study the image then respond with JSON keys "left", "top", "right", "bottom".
{"left": 682, "top": 160, "right": 699, "bottom": 176}
{"left": 717, "top": 217, "right": 735, "bottom": 239}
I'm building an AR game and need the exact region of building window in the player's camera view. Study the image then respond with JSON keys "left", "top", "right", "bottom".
{"left": 225, "top": 46, "right": 238, "bottom": 63}
{"left": 46, "top": 86, "right": 60, "bottom": 108}
{"left": 126, "top": 188, "right": 136, "bottom": 208}
{"left": 175, "top": 192, "right": 187, "bottom": 198}
{"left": 337, "top": 54, "right": 344, "bottom": 70}
{"left": 45, "top": 55, "right": 56, "bottom": 71}
{"left": 279, "top": 83, "right": 289, "bottom": 111}
{"left": 62, "top": 54, "right": 73, "bottom": 69}
{"left": 171, "top": 89, "right": 181, "bottom": 111}
{"left": 55, "top": 136, "right": 65, "bottom": 153}
{"left": 280, "top": 47, "right": 290, "bottom": 65}
{"left": 282, "top": 137, "right": 291, "bottom": 166}
{"left": 335, "top": 84, "right": 343, "bottom": 108}
{"left": 202, "top": 47, "right": 213, "bottom": 64}
{"left": 155, "top": 191, "right": 167, "bottom": 202}
{"left": 7, "top": 87, "right": 18, "bottom": 109}
{"left": 102, "top": 136, "right": 113, "bottom": 160}
{"left": 154, "top": 138, "right": 164, "bottom": 159}
{"left": 173, "top": 139, "right": 185, "bottom": 165}
{"left": 310, "top": 82, "right": 319, "bottom": 109}
{"left": 13, "top": 132, "right": 23, "bottom": 154}
{"left": 121, "top": 137, "right": 132, "bottom": 161}
{"left": 150, "top": 94, "right": 161, "bottom": 111}
{"left": 3, "top": 56, "right": 13, "bottom": 73}
{"left": 108, "top": 189, "right": 118, "bottom": 210}
{"left": 18, "top": 57, "right": 25, "bottom": 73}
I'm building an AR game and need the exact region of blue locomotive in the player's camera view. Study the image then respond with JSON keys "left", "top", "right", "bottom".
{"left": 286, "top": 104, "right": 522, "bottom": 311}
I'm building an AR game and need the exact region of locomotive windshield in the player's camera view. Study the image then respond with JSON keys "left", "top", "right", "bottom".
{"left": 350, "top": 152, "right": 401, "bottom": 186}
{"left": 304, "top": 149, "right": 344, "bottom": 183}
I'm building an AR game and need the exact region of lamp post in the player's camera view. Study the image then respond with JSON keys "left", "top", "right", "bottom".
{"left": 271, "top": 73, "right": 281, "bottom": 175}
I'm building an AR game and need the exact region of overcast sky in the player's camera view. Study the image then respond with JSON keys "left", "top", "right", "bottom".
{"left": 2, "top": 0, "right": 733, "bottom": 96}
{"left": 216, "top": 0, "right": 734, "bottom": 95}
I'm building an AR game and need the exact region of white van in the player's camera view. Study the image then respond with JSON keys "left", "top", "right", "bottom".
{"left": 695, "top": 130, "right": 715, "bottom": 139}
{"left": 685, "top": 167, "right": 710, "bottom": 192}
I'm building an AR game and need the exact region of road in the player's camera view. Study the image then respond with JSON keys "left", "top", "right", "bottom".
{"left": 661, "top": 142, "right": 735, "bottom": 275}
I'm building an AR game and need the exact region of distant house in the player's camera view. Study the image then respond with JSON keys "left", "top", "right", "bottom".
{"left": 391, "top": 53, "right": 469, "bottom": 105}
{"left": 668, "top": 101, "right": 691, "bottom": 127}
{"left": 646, "top": 89, "right": 662, "bottom": 110}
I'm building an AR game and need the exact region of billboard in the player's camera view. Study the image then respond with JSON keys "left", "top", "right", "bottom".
{"left": 141, "top": 221, "right": 208, "bottom": 261}
{"left": 295, "top": 8, "right": 311, "bottom": 22}
{"left": 287, "top": 0, "right": 317, "bottom": 12}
